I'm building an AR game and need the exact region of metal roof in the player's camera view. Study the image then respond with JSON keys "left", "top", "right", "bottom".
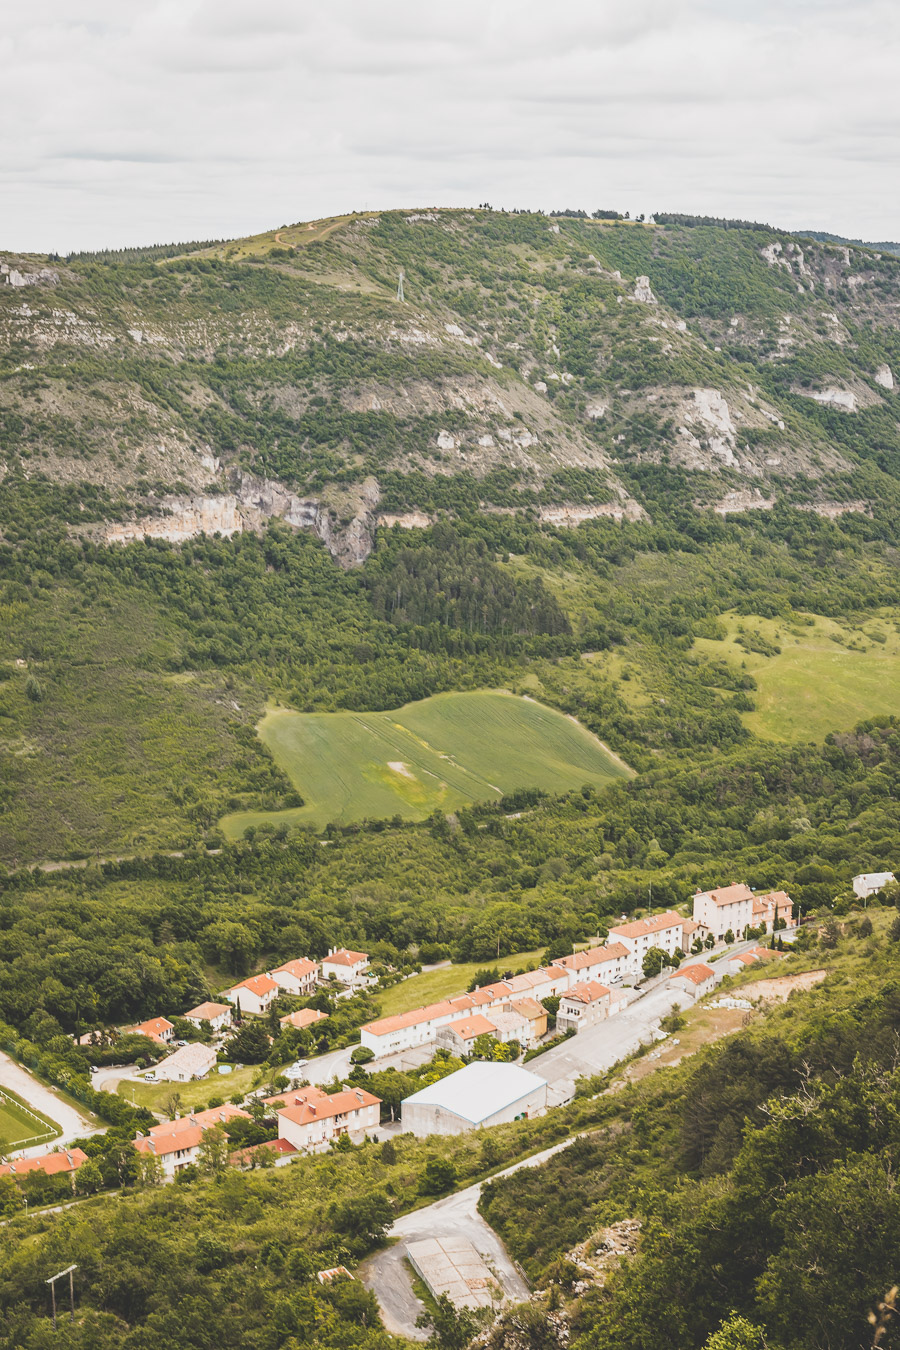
{"left": 402, "top": 1061, "right": 546, "bottom": 1124}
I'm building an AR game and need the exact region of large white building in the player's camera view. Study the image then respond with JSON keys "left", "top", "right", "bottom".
{"left": 607, "top": 911, "right": 689, "bottom": 970}
{"left": 556, "top": 981, "right": 612, "bottom": 1033}
{"left": 270, "top": 1086, "right": 381, "bottom": 1151}
{"left": 401, "top": 1062, "right": 548, "bottom": 1137}
{"left": 550, "top": 942, "right": 631, "bottom": 986}
{"left": 691, "top": 885, "right": 756, "bottom": 942}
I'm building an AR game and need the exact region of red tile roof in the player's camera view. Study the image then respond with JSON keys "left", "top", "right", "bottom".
{"left": 562, "top": 980, "right": 611, "bottom": 1005}
{"left": 443, "top": 1014, "right": 498, "bottom": 1041}
{"left": 230, "top": 973, "right": 278, "bottom": 998}
{"left": 230, "top": 1137, "right": 298, "bottom": 1165}
{"left": 552, "top": 942, "right": 630, "bottom": 972}
{"left": 608, "top": 911, "right": 685, "bottom": 941}
{"left": 184, "top": 1001, "right": 230, "bottom": 1022}
{"left": 275, "top": 1086, "right": 380, "bottom": 1127}
{"left": 674, "top": 963, "right": 715, "bottom": 985}
{"left": 147, "top": 1104, "right": 249, "bottom": 1138}
{"left": 0, "top": 1148, "right": 88, "bottom": 1178}
{"left": 280, "top": 1008, "right": 329, "bottom": 1030}
{"left": 273, "top": 959, "right": 319, "bottom": 980}
{"left": 324, "top": 949, "right": 368, "bottom": 967}
{"left": 132, "top": 1017, "right": 173, "bottom": 1041}
{"left": 696, "top": 883, "right": 754, "bottom": 908}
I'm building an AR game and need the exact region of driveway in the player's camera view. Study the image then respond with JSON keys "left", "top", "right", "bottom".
{"left": 360, "top": 1135, "right": 575, "bottom": 1340}
{"left": 0, "top": 1052, "right": 100, "bottom": 1154}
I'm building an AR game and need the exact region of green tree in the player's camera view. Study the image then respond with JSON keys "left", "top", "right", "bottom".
{"left": 417, "top": 1292, "right": 490, "bottom": 1349}
{"left": 642, "top": 947, "right": 667, "bottom": 979}
{"left": 421, "top": 1157, "right": 457, "bottom": 1195}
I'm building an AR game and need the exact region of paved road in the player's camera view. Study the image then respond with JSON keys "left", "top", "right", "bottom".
{"left": 529, "top": 944, "right": 761, "bottom": 1104}
{"left": 0, "top": 1052, "right": 100, "bottom": 1154}
{"left": 360, "top": 1135, "right": 576, "bottom": 1340}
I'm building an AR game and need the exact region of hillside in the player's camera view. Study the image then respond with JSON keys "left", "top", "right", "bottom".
{"left": 3, "top": 209, "right": 900, "bottom": 567}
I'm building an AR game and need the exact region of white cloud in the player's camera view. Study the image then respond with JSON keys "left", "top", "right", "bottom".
{"left": 2, "top": 0, "right": 899, "bottom": 252}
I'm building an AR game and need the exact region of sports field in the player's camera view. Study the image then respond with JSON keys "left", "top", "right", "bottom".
{"left": 0, "top": 1087, "right": 59, "bottom": 1150}
{"left": 693, "top": 611, "right": 900, "bottom": 742}
{"left": 221, "top": 690, "right": 633, "bottom": 836}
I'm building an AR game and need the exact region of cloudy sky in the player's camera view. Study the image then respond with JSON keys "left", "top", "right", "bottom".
{"left": 4, "top": 0, "right": 899, "bottom": 253}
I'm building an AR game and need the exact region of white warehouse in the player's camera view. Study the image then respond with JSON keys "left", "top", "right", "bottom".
{"left": 401, "top": 1062, "right": 548, "bottom": 1137}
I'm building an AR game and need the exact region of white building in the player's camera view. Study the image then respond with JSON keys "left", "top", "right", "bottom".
{"left": 183, "top": 1001, "right": 232, "bottom": 1033}
{"left": 853, "top": 871, "right": 896, "bottom": 900}
{"left": 133, "top": 1105, "right": 249, "bottom": 1178}
{"left": 155, "top": 1042, "right": 217, "bottom": 1082}
{"left": 271, "top": 959, "right": 319, "bottom": 997}
{"left": 556, "top": 981, "right": 611, "bottom": 1033}
{"left": 223, "top": 973, "right": 279, "bottom": 1016}
{"left": 321, "top": 948, "right": 370, "bottom": 987}
{"left": 274, "top": 1086, "right": 380, "bottom": 1151}
{"left": 669, "top": 962, "right": 717, "bottom": 1000}
{"left": 691, "top": 884, "right": 756, "bottom": 942}
{"left": 401, "top": 1062, "right": 548, "bottom": 1137}
{"left": 551, "top": 942, "right": 631, "bottom": 986}
{"left": 607, "top": 912, "right": 688, "bottom": 973}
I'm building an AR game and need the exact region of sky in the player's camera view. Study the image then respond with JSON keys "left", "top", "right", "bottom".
{"left": 4, "top": 0, "right": 899, "bottom": 253}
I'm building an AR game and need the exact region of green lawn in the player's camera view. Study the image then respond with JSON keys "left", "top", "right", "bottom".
{"left": 118, "top": 1063, "right": 272, "bottom": 1115}
{"left": 221, "top": 690, "right": 633, "bottom": 837}
{"left": 693, "top": 611, "right": 900, "bottom": 742}
{"left": 375, "top": 948, "right": 548, "bottom": 1018}
{"left": 0, "top": 1087, "right": 59, "bottom": 1150}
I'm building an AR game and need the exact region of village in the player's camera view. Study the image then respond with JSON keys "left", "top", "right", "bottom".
{"left": 0, "top": 878, "right": 835, "bottom": 1197}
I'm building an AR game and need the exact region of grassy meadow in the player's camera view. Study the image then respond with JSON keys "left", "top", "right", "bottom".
{"left": 693, "top": 610, "right": 900, "bottom": 741}
{"left": 221, "top": 690, "right": 633, "bottom": 837}
{"left": 0, "top": 1087, "right": 59, "bottom": 1150}
{"left": 375, "top": 948, "right": 549, "bottom": 1018}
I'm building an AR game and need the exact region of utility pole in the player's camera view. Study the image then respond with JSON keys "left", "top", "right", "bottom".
{"left": 45, "top": 1264, "right": 77, "bottom": 1330}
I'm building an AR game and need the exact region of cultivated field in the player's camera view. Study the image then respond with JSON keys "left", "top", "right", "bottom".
{"left": 693, "top": 611, "right": 900, "bottom": 741}
{"left": 221, "top": 691, "right": 632, "bottom": 836}
{"left": 0, "top": 1087, "right": 59, "bottom": 1151}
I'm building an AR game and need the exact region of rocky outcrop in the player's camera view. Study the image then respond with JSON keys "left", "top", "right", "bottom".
{"left": 875, "top": 364, "right": 894, "bottom": 390}
{"left": 537, "top": 501, "right": 645, "bottom": 526}
{"left": 682, "top": 389, "right": 739, "bottom": 466}
{"left": 633, "top": 276, "right": 657, "bottom": 303}
{"left": 102, "top": 473, "right": 382, "bottom": 567}
{"left": 1, "top": 263, "right": 58, "bottom": 288}
{"left": 713, "top": 490, "right": 776, "bottom": 516}
{"left": 794, "top": 386, "right": 857, "bottom": 411}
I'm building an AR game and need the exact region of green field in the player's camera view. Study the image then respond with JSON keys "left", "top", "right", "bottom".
{"left": 221, "top": 691, "right": 633, "bottom": 837}
{"left": 118, "top": 1063, "right": 267, "bottom": 1116}
{"left": 693, "top": 611, "right": 900, "bottom": 742}
{"left": 0, "top": 1087, "right": 59, "bottom": 1151}
{"left": 376, "top": 949, "right": 550, "bottom": 1018}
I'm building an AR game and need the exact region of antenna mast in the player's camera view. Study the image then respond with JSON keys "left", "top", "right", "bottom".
{"left": 396, "top": 269, "right": 405, "bottom": 302}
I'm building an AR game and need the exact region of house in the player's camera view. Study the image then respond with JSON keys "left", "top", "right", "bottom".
{"left": 556, "top": 981, "right": 611, "bottom": 1033}
{"left": 401, "top": 1061, "right": 548, "bottom": 1137}
{"left": 692, "top": 884, "right": 756, "bottom": 942}
{"left": 154, "top": 1042, "right": 217, "bottom": 1082}
{"left": 552, "top": 942, "right": 631, "bottom": 986}
{"left": 725, "top": 946, "right": 786, "bottom": 976}
{"left": 681, "top": 918, "right": 706, "bottom": 949}
{"left": 669, "top": 962, "right": 717, "bottom": 999}
{"left": 280, "top": 1008, "right": 329, "bottom": 1032}
{"left": 223, "top": 973, "right": 278, "bottom": 1016}
{"left": 853, "top": 871, "right": 896, "bottom": 900}
{"left": 275, "top": 1086, "right": 381, "bottom": 1151}
{"left": 230, "top": 1137, "right": 298, "bottom": 1169}
{"left": 133, "top": 1105, "right": 250, "bottom": 1178}
{"left": 752, "top": 890, "right": 794, "bottom": 930}
{"left": 508, "top": 997, "right": 548, "bottom": 1045}
{"left": 436, "top": 1014, "right": 499, "bottom": 1055}
{"left": 607, "top": 912, "right": 688, "bottom": 973}
{"left": 0, "top": 1148, "right": 89, "bottom": 1187}
{"left": 321, "top": 948, "right": 370, "bottom": 987}
{"left": 271, "top": 958, "right": 319, "bottom": 997}
{"left": 131, "top": 1017, "right": 174, "bottom": 1044}
{"left": 484, "top": 1006, "right": 531, "bottom": 1046}
{"left": 183, "top": 1001, "right": 232, "bottom": 1033}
